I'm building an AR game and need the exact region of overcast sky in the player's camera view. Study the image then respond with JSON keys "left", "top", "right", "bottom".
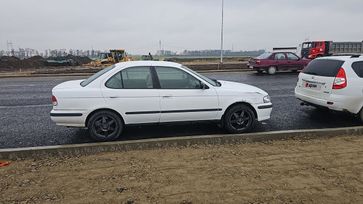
{"left": 1, "top": 0, "right": 363, "bottom": 54}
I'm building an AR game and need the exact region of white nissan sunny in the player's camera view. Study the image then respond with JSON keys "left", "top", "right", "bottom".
{"left": 51, "top": 61, "right": 272, "bottom": 141}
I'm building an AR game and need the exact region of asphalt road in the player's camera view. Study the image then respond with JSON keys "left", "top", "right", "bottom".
{"left": 0, "top": 71, "right": 361, "bottom": 149}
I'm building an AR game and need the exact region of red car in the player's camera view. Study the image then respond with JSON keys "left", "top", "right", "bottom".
{"left": 248, "top": 52, "right": 311, "bottom": 74}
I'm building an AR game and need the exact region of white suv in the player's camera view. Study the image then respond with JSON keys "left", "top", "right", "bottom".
{"left": 295, "top": 55, "right": 363, "bottom": 122}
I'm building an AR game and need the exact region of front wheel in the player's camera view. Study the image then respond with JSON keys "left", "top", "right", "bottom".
{"left": 223, "top": 104, "right": 256, "bottom": 134}
{"left": 87, "top": 110, "right": 123, "bottom": 141}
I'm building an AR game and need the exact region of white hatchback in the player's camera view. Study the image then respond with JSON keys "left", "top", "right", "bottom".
{"left": 51, "top": 61, "right": 272, "bottom": 141}
{"left": 295, "top": 55, "right": 363, "bottom": 122}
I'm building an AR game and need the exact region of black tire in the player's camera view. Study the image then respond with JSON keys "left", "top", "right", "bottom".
{"left": 223, "top": 104, "right": 256, "bottom": 134}
{"left": 267, "top": 66, "right": 277, "bottom": 75}
{"left": 314, "top": 106, "right": 330, "bottom": 113}
{"left": 360, "top": 109, "right": 363, "bottom": 123}
{"left": 87, "top": 110, "right": 123, "bottom": 141}
{"left": 257, "top": 70, "right": 263, "bottom": 74}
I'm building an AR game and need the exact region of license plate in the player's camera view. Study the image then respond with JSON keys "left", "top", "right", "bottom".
{"left": 304, "top": 82, "right": 321, "bottom": 90}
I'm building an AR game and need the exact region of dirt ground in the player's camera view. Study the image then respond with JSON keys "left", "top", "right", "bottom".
{"left": 1, "top": 135, "right": 363, "bottom": 204}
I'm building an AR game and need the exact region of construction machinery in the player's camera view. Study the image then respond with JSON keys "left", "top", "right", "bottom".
{"left": 87, "top": 49, "right": 132, "bottom": 67}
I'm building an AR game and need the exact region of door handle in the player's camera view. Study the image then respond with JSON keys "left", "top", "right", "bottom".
{"left": 162, "top": 95, "right": 173, "bottom": 98}
{"left": 109, "top": 96, "right": 119, "bottom": 99}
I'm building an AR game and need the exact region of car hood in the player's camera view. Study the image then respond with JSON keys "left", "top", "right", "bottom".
{"left": 53, "top": 80, "right": 84, "bottom": 90}
{"left": 217, "top": 80, "right": 268, "bottom": 96}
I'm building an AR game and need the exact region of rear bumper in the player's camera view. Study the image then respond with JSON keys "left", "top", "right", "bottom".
{"left": 295, "top": 88, "right": 361, "bottom": 114}
{"left": 50, "top": 109, "right": 87, "bottom": 127}
{"left": 247, "top": 64, "right": 265, "bottom": 70}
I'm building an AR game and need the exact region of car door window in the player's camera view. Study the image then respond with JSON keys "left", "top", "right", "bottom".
{"left": 105, "top": 67, "right": 153, "bottom": 89}
{"left": 287, "top": 53, "right": 299, "bottom": 60}
{"left": 155, "top": 67, "right": 202, "bottom": 89}
{"left": 122, "top": 67, "right": 153, "bottom": 89}
{"left": 105, "top": 67, "right": 154, "bottom": 89}
{"left": 274, "top": 53, "right": 286, "bottom": 60}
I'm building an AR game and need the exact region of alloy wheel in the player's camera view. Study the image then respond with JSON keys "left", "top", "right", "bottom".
{"left": 229, "top": 109, "right": 253, "bottom": 131}
{"left": 92, "top": 115, "right": 118, "bottom": 138}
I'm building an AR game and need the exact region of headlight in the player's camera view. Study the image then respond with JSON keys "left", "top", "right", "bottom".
{"left": 263, "top": 95, "right": 271, "bottom": 103}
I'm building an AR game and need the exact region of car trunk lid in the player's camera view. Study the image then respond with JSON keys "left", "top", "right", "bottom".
{"left": 298, "top": 73, "right": 335, "bottom": 99}
{"left": 297, "top": 58, "right": 345, "bottom": 99}
{"left": 53, "top": 80, "right": 84, "bottom": 90}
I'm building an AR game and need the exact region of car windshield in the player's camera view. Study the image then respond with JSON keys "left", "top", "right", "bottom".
{"left": 80, "top": 65, "right": 115, "bottom": 87}
{"left": 302, "top": 42, "right": 312, "bottom": 49}
{"left": 256, "top": 52, "right": 272, "bottom": 59}
{"left": 182, "top": 65, "right": 221, "bottom": 87}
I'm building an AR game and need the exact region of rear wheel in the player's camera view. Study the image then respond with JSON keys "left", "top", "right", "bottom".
{"left": 223, "top": 104, "right": 256, "bottom": 134}
{"left": 267, "top": 66, "right": 277, "bottom": 75}
{"left": 87, "top": 110, "right": 123, "bottom": 141}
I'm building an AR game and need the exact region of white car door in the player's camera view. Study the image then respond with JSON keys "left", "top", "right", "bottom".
{"left": 154, "top": 66, "right": 220, "bottom": 122}
{"left": 101, "top": 66, "right": 160, "bottom": 124}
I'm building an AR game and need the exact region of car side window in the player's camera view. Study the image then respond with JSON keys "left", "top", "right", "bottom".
{"left": 105, "top": 72, "right": 123, "bottom": 89}
{"left": 274, "top": 53, "right": 286, "bottom": 60}
{"left": 287, "top": 53, "right": 299, "bottom": 60}
{"left": 122, "top": 67, "right": 153, "bottom": 89}
{"left": 352, "top": 61, "right": 363, "bottom": 78}
{"left": 105, "top": 67, "right": 153, "bottom": 89}
{"left": 155, "top": 67, "right": 202, "bottom": 89}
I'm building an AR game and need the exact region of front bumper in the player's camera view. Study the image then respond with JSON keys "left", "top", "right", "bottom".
{"left": 254, "top": 103, "right": 272, "bottom": 121}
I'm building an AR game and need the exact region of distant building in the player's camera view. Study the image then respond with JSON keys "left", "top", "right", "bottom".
{"left": 156, "top": 50, "right": 177, "bottom": 56}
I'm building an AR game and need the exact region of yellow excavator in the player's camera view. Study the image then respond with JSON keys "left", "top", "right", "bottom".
{"left": 88, "top": 49, "right": 132, "bottom": 67}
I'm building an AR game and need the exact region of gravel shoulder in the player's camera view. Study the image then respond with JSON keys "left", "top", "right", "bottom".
{"left": 1, "top": 135, "right": 363, "bottom": 203}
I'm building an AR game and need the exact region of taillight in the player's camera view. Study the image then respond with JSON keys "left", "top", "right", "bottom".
{"left": 332, "top": 68, "right": 347, "bottom": 89}
{"left": 51, "top": 95, "right": 58, "bottom": 106}
{"left": 256, "top": 60, "right": 261, "bottom": 65}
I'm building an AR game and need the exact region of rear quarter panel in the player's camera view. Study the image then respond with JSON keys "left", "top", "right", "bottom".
{"left": 52, "top": 88, "right": 105, "bottom": 111}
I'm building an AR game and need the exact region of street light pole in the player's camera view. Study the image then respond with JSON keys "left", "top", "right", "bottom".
{"left": 220, "top": 0, "right": 224, "bottom": 67}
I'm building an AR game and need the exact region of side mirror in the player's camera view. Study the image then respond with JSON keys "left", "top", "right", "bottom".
{"left": 201, "top": 83, "right": 209, "bottom": 90}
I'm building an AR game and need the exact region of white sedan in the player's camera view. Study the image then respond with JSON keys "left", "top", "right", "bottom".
{"left": 51, "top": 61, "right": 272, "bottom": 141}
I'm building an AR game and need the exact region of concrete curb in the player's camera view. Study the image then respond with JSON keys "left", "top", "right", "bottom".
{"left": 1, "top": 126, "right": 362, "bottom": 160}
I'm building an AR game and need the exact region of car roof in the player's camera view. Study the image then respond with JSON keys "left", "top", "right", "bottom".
{"left": 114, "top": 60, "right": 183, "bottom": 68}
{"left": 317, "top": 55, "right": 363, "bottom": 62}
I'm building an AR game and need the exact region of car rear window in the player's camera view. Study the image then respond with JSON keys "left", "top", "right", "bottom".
{"left": 352, "top": 61, "right": 363, "bottom": 78}
{"left": 302, "top": 59, "right": 344, "bottom": 77}
{"left": 256, "top": 52, "right": 272, "bottom": 59}
{"left": 80, "top": 65, "right": 115, "bottom": 87}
